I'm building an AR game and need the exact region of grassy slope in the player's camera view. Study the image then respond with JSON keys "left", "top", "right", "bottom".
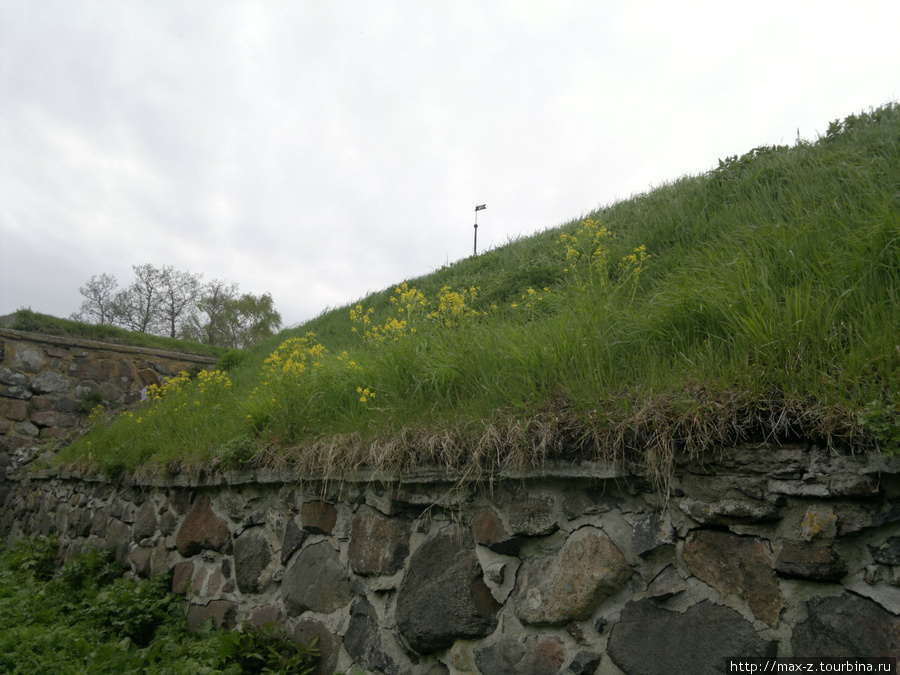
{"left": 6, "top": 309, "right": 227, "bottom": 359}
{"left": 56, "top": 104, "right": 900, "bottom": 481}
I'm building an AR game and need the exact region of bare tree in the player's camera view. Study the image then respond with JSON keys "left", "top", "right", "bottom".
{"left": 71, "top": 273, "right": 119, "bottom": 324}
{"left": 73, "top": 265, "right": 282, "bottom": 346}
{"left": 157, "top": 266, "right": 203, "bottom": 339}
{"left": 112, "top": 264, "right": 164, "bottom": 334}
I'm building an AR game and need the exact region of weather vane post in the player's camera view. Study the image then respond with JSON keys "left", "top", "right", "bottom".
{"left": 474, "top": 204, "right": 486, "bottom": 255}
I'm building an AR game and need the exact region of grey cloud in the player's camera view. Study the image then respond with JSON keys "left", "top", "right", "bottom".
{"left": 3, "top": 2, "right": 900, "bottom": 326}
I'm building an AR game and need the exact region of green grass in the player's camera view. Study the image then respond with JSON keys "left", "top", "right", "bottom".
{"left": 6, "top": 308, "right": 227, "bottom": 359}
{"left": 0, "top": 537, "right": 318, "bottom": 674}
{"left": 54, "top": 103, "right": 900, "bottom": 483}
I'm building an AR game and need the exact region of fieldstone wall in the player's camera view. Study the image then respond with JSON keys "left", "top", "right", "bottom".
{"left": 0, "top": 328, "right": 218, "bottom": 483}
{"left": 3, "top": 443, "right": 900, "bottom": 674}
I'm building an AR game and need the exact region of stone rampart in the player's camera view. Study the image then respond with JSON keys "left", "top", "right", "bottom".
{"left": 0, "top": 328, "right": 218, "bottom": 481}
{"left": 2, "top": 444, "right": 899, "bottom": 673}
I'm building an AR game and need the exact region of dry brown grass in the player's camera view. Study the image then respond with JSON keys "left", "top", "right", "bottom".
{"left": 188, "top": 385, "right": 871, "bottom": 497}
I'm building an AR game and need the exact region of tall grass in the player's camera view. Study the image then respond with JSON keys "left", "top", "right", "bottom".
{"left": 56, "top": 103, "right": 900, "bottom": 480}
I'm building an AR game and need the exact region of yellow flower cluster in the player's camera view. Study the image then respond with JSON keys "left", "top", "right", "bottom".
{"left": 558, "top": 217, "right": 613, "bottom": 278}
{"left": 88, "top": 404, "right": 107, "bottom": 427}
{"left": 352, "top": 285, "right": 427, "bottom": 343}
{"left": 351, "top": 283, "right": 485, "bottom": 344}
{"left": 352, "top": 310, "right": 411, "bottom": 343}
{"left": 390, "top": 282, "right": 427, "bottom": 319}
{"left": 369, "top": 317, "right": 411, "bottom": 343}
{"left": 427, "top": 285, "right": 482, "bottom": 328}
{"left": 356, "top": 386, "right": 376, "bottom": 403}
{"left": 559, "top": 217, "right": 651, "bottom": 291}
{"left": 619, "top": 244, "right": 651, "bottom": 277}
{"left": 513, "top": 286, "right": 551, "bottom": 311}
{"left": 137, "top": 368, "right": 232, "bottom": 427}
{"left": 263, "top": 333, "right": 327, "bottom": 381}
{"left": 349, "top": 304, "right": 374, "bottom": 331}
{"left": 194, "top": 368, "right": 233, "bottom": 394}
{"left": 337, "top": 351, "right": 362, "bottom": 371}
{"left": 124, "top": 410, "right": 144, "bottom": 424}
{"left": 146, "top": 371, "right": 192, "bottom": 401}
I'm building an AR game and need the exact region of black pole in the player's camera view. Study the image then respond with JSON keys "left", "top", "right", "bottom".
{"left": 473, "top": 204, "right": 485, "bottom": 256}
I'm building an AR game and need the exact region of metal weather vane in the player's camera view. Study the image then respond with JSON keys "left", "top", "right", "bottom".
{"left": 474, "top": 204, "right": 486, "bottom": 255}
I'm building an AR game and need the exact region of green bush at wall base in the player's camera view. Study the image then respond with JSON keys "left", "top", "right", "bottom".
{"left": 0, "top": 537, "right": 320, "bottom": 674}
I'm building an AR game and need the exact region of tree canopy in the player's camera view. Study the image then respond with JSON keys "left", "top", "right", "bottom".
{"left": 72, "top": 264, "right": 282, "bottom": 348}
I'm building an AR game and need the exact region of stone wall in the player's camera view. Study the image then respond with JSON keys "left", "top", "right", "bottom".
{"left": 0, "top": 328, "right": 218, "bottom": 481}
{"left": 2, "top": 444, "right": 899, "bottom": 673}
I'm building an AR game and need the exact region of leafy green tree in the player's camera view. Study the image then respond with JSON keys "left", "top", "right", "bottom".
{"left": 182, "top": 279, "right": 238, "bottom": 346}
{"left": 181, "top": 283, "right": 283, "bottom": 348}
{"left": 220, "top": 292, "right": 282, "bottom": 348}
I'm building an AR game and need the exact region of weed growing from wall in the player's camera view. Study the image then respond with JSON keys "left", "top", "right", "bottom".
{"left": 858, "top": 398, "right": 900, "bottom": 454}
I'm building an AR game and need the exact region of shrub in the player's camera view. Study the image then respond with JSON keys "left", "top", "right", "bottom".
{"left": 218, "top": 621, "right": 318, "bottom": 674}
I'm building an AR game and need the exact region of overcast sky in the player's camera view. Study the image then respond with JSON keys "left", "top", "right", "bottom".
{"left": 2, "top": 1, "right": 898, "bottom": 328}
